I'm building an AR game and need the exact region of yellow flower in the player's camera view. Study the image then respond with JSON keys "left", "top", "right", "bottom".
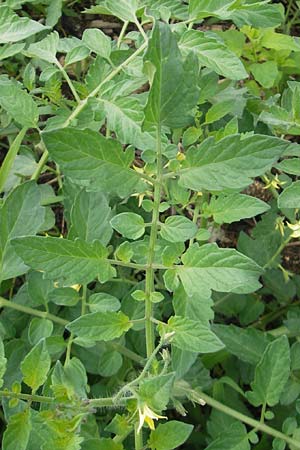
{"left": 137, "top": 404, "right": 167, "bottom": 433}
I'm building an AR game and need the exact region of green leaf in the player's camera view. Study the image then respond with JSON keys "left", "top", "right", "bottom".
{"left": 278, "top": 181, "right": 300, "bottom": 209}
{"left": 88, "top": 293, "right": 121, "bottom": 313}
{"left": 0, "top": 6, "right": 48, "bottom": 43}
{"left": 230, "top": 3, "right": 284, "bottom": 28}
{"left": 21, "top": 339, "right": 51, "bottom": 391}
{"left": 261, "top": 29, "right": 300, "bottom": 52}
{"left": 204, "top": 194, "right": 270, "bottom": 224}
{"left": 248, "top": 336, "right": 291, "bottom": 407}
{"left": 179, "top": 134, "right": 289, "bottom": 192}
{"left": 276, "top": 159, "right": 300, "bottom": 175}
{"left": 179, "top": 31, "right": 247, "bottom": 80}
{"left": 67, "top": 311, "right": 132, "bottom": 342}
{"left": 205, "top": 422, "right": 250, "bottom": 450}
{"left": 159, "top": 216, "right": 198, "bottom": 242}
{"left": 3, "top": 410, "right": 32, "bottom": 450}
{"left": 104, "top": 0, "right": 139, "bottom": 22}
{"left": 51, "top": 358, "right": 88, "bottom": 401}
{"left": 163, "top": 316, "right": 224, "bottom": 353}
{"left": 0, "top": 336, "right": 7, "bottom": 388}
{"left": 81, "top": 439, "right": 123, "bottom": 450}
{"left": 28, "top": 318, "right": 54, "bottom": 346}
{"left": 65, "top": 45, "right": 90, "bottom": 66}
{"left": 111, "top": 212, "right": 145, "bottom": 240}
{"left": 213, "top": 324, "right": 272, "bottom": 365}
{"left": 0, "top": 182, "right": 45, "bottom": 282}
{"left": 250, "top": 61, "right": 279, "bottom": 89}
{"left": 26, "top": 31, "right": 59, "bottom": 64}
{"left": 68, "top": 189, "right": 113, "bottom": 245}
{"left": 0, "top": 42, "right": 25, "bottom": 61}
{"left": 144, "top": 22, "right": 199, "bottom": 129}
{"left": 189, "top": 0, "right": 237, "bottom": 20}
{"left": 100, "top": 96, "right": 156, "bottom": 150}
{"left": 167, "top": 243, "right": 262, "bottom": 298}
{"left": 43, "top": 128, "right": 145, "bottom": 197}
{"left": 148, "top": 421, "right": 193, "bottom": 450}
{"left": 139, "top": 373, "right": 175, "bottom": 410}
{"left": 82, "top": 29, "right": 111, "bottom": 60}
{"left": 0, "top": 76, "right": 38, "bottom": 127}
{"left": 12, "top": 236, "right": 115, "bottom": 285}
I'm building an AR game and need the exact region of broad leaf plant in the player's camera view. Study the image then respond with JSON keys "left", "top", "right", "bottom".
{"left": 0, "top": 1, "right": 300, "bottom": 449}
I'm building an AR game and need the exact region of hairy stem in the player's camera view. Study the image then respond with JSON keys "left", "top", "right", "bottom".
{"left": 0, "top": 296, "right": 67, "bottom": 326}
{"left": 145, "top": 125, "right": 163, "bottom": 357}
{"left": 0, "top": 390, "right": 54, "bottom": 404}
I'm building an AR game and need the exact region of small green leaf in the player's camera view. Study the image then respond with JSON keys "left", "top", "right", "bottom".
{"left": 82, "top": 28, "right": 111, "bottom": 60}
{"left": 3, "top": 410, "right": 32, "bottom": 450}
{"left": 250, "top": 61, "right": 279, "bottom": 89}
{"left": 204, "top": 194, "right": 270, "bottom": 224}
{"left": 104, "top": 0, "right": 139, "bottom": 22}
{"left": 111, "top": 212, "right": 145, "bottom": 240}
{"left": 0, "top": 6, "right": 48, "bottom": 43}
{"left": 28, "top": 318, "right": 54, "bottom": 346}
{"left": 21, "top": 339, "right": 51, "bottom": 392}
{"left": 67, "top": 311, "right": 132, "bottom": 342}
{"left": 148, "top": 420, "right": 193, "bottom": 450}
{"left": 26, "top": 31, "right": 59, "bottom": 64}
{"left": 139, "top": 373, "right": 175, "bottom": 411}
{"left": 0, "top": 76, "right": 38, "bottom": 127}
{"left": 278, "top": 181, "right": 300, "bottom": 209}
{"left": 160, "top": 216, "right": 198, "bottom": 242}
{"left": 276, "top": 159, "right": 300, "bottom": 175}
{"left": 204, "top": 422, "right": 250, "bottom": 450}
{"left": 69, "top": 189, "right": 113, "bottom": 246}
{"left": 164, "top": 316, "right": 224, "bottom": 354}
{"left": 88, "top": 293, "right": 121, "bottom": 313}
{"left": 248, "top": 336, "right": 291, "bottom": 407}
{"left": 179, "top": 30, "right": 247, "bottom": 80}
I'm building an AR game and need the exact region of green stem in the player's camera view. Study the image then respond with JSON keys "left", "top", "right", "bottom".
{"left": 135, "top": 423, "right": 143, "bottom": 449}
{"left": 89, "top": 396, "right": 134, "bottom": 408}
{"left": 107, "top": 342, "right": 145, "bottom": 365}
{"left": 197, "top": 391, "right": 300, "bottom": 449}
{"left": 0, "top": 296, "right": 67, "bottom": 326}
{"left": 134, "top": 19, "right": 148, "bottom": 42}
{"left": 31, "top": 139, "right": 49, "bottom": 181}
{"left": 0, "top": 127, "right": 28, "bottom": 193}
{"left": 62, "top": 41, "right": 147, "bottom": 128}
{"left": 117, "top": 20, "right": 129, "bottom": 48}
{"left": 145, "top": 124, "right": 163, "bottom": 358}
{"left": 263, "top": 236, "right": 292, "bottom": 269}
{"left": 0, "top": 390, "right": 54, "bottom": 404}
{"left": 56, "top": 61, "right": 81, "bottom": 104}
{"left": 188, "top": 196, "right": 202, "bottom": 247}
